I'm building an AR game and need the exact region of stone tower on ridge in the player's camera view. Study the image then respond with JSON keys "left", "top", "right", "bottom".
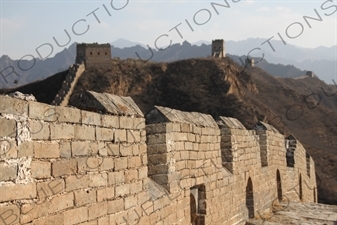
{"left": 212, "top": 39, "right": 225, "bottom": 58}
{"left": 76, "top": 43, "right": 111, "bottom": 67}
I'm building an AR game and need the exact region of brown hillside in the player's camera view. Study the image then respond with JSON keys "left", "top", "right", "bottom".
{"left": 4, "top": 57, "right": 337, "bottom": 204}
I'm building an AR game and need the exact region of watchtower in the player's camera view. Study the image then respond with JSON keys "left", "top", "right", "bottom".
{"left": 212, "top": 39, "right": 225, "bottom": 58}
{"left": 76, "top": 43, "right": 111, "bottom": 66}
{"left": 306, "top": 71, "right": 315, "bottom": 77}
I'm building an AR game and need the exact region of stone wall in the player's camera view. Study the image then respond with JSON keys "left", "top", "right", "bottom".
{"left": 0, "top": 94, "right": 317, "bottom": 225}
{"left": 52, "top": 63, "right": 85, "bottom": 107}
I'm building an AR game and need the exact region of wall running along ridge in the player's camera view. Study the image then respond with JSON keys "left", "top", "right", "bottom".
{"left": 0, "top": 93, "right": 316, "bottom": 225}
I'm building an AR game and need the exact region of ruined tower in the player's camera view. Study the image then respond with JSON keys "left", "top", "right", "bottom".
{"left": 306, "top": 71, "right": 315, "bottom": 77}
{"left": 212, "top": 39, "right": 225, "bottom": 58}
{"left": 76, "top": 43, "right": 111, "bottom": 66}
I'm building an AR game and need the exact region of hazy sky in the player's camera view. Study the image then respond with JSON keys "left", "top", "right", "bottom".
{"left": 1, "top": 0, "right": 336, "bottom": 59}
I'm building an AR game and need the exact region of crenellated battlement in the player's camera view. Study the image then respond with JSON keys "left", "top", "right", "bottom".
{"left": 0, "top": 92, "right": 317, "bottom": 225}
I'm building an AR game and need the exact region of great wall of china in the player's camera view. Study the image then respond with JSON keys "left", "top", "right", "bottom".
{"left": 0, "top": 89, "right": 317, "bottom": 225}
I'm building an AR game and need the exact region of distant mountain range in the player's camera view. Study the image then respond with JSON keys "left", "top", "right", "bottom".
{"left": 0, "top": 38, "right": 335, "bottom": 89}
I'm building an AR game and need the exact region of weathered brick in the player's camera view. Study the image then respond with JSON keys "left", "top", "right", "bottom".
{"left": 115, "top": 184, "right": 130, "bottom": 197}
{"left": 21, "top": 192, "right": 73, "bottom": 224}
{"left": 97, "top": 187, "right": 115, "bottom": 202}
{"left": 74, "top": 125, "right": 96, "bottom": 140}
{"left": 64, "top": 207, "right": 88, "bottom": 225}
{"left": 138, "top": 167, "right": 148, "bottom": 179}
{"left": 128, "top": 156, "right": 142, "bottom": 169}
{"left": 37, "top": 179, "right": 65, "bottom": 198}
{"left": 0, "top": 204, "right": 20, "bottom": 225}
{"left": 55, "top": 106, "right": 81, "bottom": 123}
{"left": 0, "top": 117, "right": 16, "bottom": 138}
{"left": 18, "top": 141, "right": 33, "bottom": 157}
{"left": 125, "top": 169, "right": 138, "bottom": 182}
{"left": 78, "top": 157, "right": 102, "bottom": 172}
{"left": 0, "top": 162, "right": 17, "bottom": 181}
{"left": 0, "top": 183, "right": 36, "bottom": 202}
{"left": 108, "top": 171, "right": 125, "bottom": 185}
{"left": 147, "top": 134, "right": 167, "bottom": 144}
{"left": 134, "top": 118, "right": 145, "bottom": 130}
{"left": 31, "top": 160, "right": 50, "bottom": 179}
{"left": 89, "top": 173, "right": 107, "bottom": 187}
{"left": 66, "top": 174, "right": 89, "bottom": 191}
{"left": 52, "top": 159, "right": 77, "bottom": 177}
{"left": 115, "top": 157, "right": 128, "bottom": 171}
{"left": 127, "top": 130, "right": 141, "bottom": 143}
{"left": 101, "top": 114, "right": 119, "bottom": 128}
{"left": 29, "top": 120, "right": 50, "bottom": 140}
{"left": 120, "top": 144, "right": 132, "bottom": 156}
{"left": 96, "top": 127, "right": 113, "bottom": 141}
{"left": 33, "top": 214, "right": 64, "bottom": 225}
{"left": 107, "top": 199, "right": 124, "bottom": 214}
{"left": 75, "top": 189, "right": 96, "bottom": 206}
{"left": 115, "top": 129, "right": 127, "bottom": 142}
{"left": 124, "top": 195, "right": 137, "bottom": 209}
{"left": 120, "top": 116, "right": 134, "bottom": 129}
{"left": 98, "top": 216, "right": 109, "bottom": 225}
{"left": 29, "top": 101, "right": 57, "bottom": 121}
{"left": 0, "top": 139, "right": 17, "bottom": 159}
{"left": 108, "top": 144, "right": 120, "bottom": 156}
{"left": 50, "top": 123, "right": 74, "bottom": 140}
{"left": 34, "top": 142, "right": 59, "bottom": 158}
{"left": 60, "top": 141, "right": 71, "bottom": 158}
{"left": 81, "top": 110, "right": 101, "bottom": 126}
{"left": 0, "top": 95, "right": 28, "bottom": 115}
{"left": 101, "top": 157, "right": 114, "bottom": 171}
{"left": 88, "top": 201, "right": 107, "bottom": 220}
{"left": 130, "top": 181, "right": 142, "bottom": 194}
{"left": 72, "top": 141, "right": 98, "bottom": 156}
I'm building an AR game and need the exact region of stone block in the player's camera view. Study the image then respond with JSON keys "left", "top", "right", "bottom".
{"left": 115, "top": 184, "right": 130, "bottom": 197}
{"left": 120, "top": 116, "right": 134, "bottom": 129}
{"left": 107, "top": 199, "right": 124, "bottom": 214}
{"left": 29, "top": 120, "right": 50, "bottom": 140}
{"left": 0, "top": 204, "right": 20, "bottom": 225}
{"left": 146, "top": 124, "right": 166, "bottom": 134}
{"left": 37, "top": 179, "right": 65, "bottom": 198}
{"left": 65, "top": 174, "right": 89, "bottom": 191}
{"left": 128, "top": 156, "right": 142, "bottom": 169}
{"left": 82, "top": 110, "right": 101, "bottom": 126}
{"left": 0, "top": 183, "right": 36, "bottom": 202}
{"left": 100, "top": 157, "right": 114, "bottom": 171}
{"left": 52, "top": 159, "right": 77, "bottom": 177}
{"left": 114, "top": 157, "right": 128, "bottom": 171}
{"left": 120, "top": 144, "right": 133, "bottom": 156}
{"left": 124, "top": 195, "right": 137, "bottom": 209}
{"left": 125, "top": 169, "right": 138, "bottom": 182}
{"left": 33, "top": 214, "right": 64, "bottom": 225}
{"left": 29, "top": 101, "right": 58, "bottom": 122}
{"left": 78, "top": 157, "right": 102, "bottom": 172}
{"left": 75, "top": 189, "right": 96, "bottom": 206}
{"left": 34, "top": 142, "right": 60, "bottom": 158}
{"left": 50, "top": 123, "right": 74, "bottom": 140}
{"left": 72, "top": 141, "right": 98, "bottom": 156}
{"left": 31, "top": 160, "right": 50, "bottom": 179}
{"left": 0, "top": 162, "right": 17, "bottom": 181}
{"left": 147, "top": 134, "right": 166, "bottom": 144}
{"left": 134, "top": 118, "right": 145, "bottom": 130}
{"left": 88, "top": 201, "right": 107, "bottom": 220}
{"left": 97, "top": 186, "right": 115, "bottom": 202}
{"left": 60, "top": 141, "right": 71, "bottom": 158}
{"left": 0, "top": 139, "right": 17, "bottom": 160}
{"left": 108, "top": 171, "right": 125, "bottom": 185}
{"left": 96, "top": 127, "right": 113, "bottom": 141}
{"left": 89, "top": 173, "right": 107, "bottom": 187}
{"left": 64, "top": 207, "right": 88, "bottom": 225}
{"left": 55, "top": 106, "right": 81, "bottom": 123}
{"left": 102, "top": 114, "right": 119, "bottom": 128}
{"left": 130, "top": 181, "right": 143, "bottom": 194}
{"left": 0, "top": 117, "right": 16, "bottom": 138}
{"left": 138, "top": 167, "right": 148, "bottom": 179}
{"left": 106, "top": 143, "right": 119, "bottom": 156}
{"left": 0, "top": 95, "right": 28, "bottom": 116}
{"left": 74, "top": 125, "right": 95, "bottom": 140}
{"left": 18, "top": 142, "right": 33, "bottom": 157}
{"left": 114, "top": 129, "right": 127, "bottom": 142}
{"left": 127, "top": 130, "right": 141, "bottom": 143}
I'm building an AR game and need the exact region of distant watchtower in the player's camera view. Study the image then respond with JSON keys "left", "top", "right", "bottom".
{"left": 76, "top": 43, "right": 111, "bottom": 67}
{"left": 212, "top": 39, "right": 225, "bottom": 58}
{"left": 306, "top": 71, "right": 315, "bottom": 77}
